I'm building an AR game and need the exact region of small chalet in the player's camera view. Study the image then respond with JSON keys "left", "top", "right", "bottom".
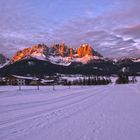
{"left": 5, "top": 75, "right": 26, "bottom": 85}
{"left": 5, "top": 75, "right": 39, "bottom": 85}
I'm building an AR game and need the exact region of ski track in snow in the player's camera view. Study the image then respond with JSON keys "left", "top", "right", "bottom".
{"left": 0, "top": 84, "right": 140, "bottom": 140}
{"left": 0, "top": 87, "right": 108, "bottom": 126}
{"left": 0, "top": 86, "right": 111, "bottom": 140}
{"left": 0, "top": 86, "right": 107, "bottom": 113}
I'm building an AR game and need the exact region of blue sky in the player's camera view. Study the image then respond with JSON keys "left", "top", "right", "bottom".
{"left": 0, "top": 0, "right": 140, "bottom": 58}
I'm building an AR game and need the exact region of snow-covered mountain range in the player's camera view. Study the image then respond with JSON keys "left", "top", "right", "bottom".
{"left": 11, "top": 43, "right": 103, "bottom": 65}
{"left": 0, "top": 43, "right": 140, "bottom": 71}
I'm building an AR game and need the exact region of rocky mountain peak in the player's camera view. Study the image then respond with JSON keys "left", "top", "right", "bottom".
{"left": 11, "top": 43, "right": 102, "bottom": 64}
{"left": 77, "top": 44, "right": 93, "bottom": 58}
{"left": 12, "top": 44, "right": 48, "bottom": 62}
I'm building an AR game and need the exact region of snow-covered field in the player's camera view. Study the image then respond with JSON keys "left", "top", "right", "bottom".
{"left": 0, "top": 83, "right": 140, "bottom": 140}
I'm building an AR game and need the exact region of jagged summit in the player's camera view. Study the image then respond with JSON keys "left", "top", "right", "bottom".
{"left": 11, "top": 43, "right": 102, "bottom": 65}
{"left": 77, "top": 44, "right": 93, "bottom": 57}
{"left": 50, "top": 43, "right": 72, "bottom": 57}
{"left": 12, "top": 44, "right": 48, "bottom": 63}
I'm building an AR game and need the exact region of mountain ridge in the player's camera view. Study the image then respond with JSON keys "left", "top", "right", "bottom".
{"left": 0, "top": 43, "right": 140, "bottom": 77}
{"left": 11, "top": 43, "right": 103, "bottom": 65}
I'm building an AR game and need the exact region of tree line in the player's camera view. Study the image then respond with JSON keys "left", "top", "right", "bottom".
{"left": 64, "top": 77, "right": 111, "bottom": 86}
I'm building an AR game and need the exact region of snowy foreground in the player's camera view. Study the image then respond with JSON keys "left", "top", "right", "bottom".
{"left": 0, "top": 84, "right": 140, "bottom": 140}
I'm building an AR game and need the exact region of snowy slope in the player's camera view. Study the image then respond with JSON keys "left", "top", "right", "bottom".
{"left": 72, "top": 55, "right": 102, "bottom": 64}
{"left": 0, "top": 60, "right": 10, "bottom": 68}
{"left": 48, "top": 56, "right": 71, "bottom": 66}
{"left": 0, "top": 84, "right": 140, "bottom": 140}
{"left": 31, "top": 52, "right": 46, "bottom": 61}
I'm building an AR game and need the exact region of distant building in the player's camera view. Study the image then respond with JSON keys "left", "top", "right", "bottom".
{"left": 5, "top": 75, "right": 26, "bottom": 85}
{"left": 0, "top": 77, "right": 6, "bottom": 85}
{"left": 40, "top": 79, "right": 55, "bottom": 85}
{"left": 5, "top": 75, "right": 34, "bottom": 85}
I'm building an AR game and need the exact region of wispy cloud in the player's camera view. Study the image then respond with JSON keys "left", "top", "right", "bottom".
{"left": 0, "top": 0, "right": 140, "bottom": 58}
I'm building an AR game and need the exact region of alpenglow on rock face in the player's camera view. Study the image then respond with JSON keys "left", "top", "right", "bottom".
{"left": 50, "top": 43, "right": 74, "bottom": 57}
{"left": 12, "top": 44, "right": 48, "bottom": 62}
{"left": 11, "top": 43, "right": 102, "bottom": 64}
{"left": 77, "top": 44, "right": 93, "bottom": 58}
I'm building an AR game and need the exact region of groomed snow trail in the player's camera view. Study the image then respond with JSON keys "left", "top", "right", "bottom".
{"left": 0, "top": 85, "right": 140, "bottom": 140}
